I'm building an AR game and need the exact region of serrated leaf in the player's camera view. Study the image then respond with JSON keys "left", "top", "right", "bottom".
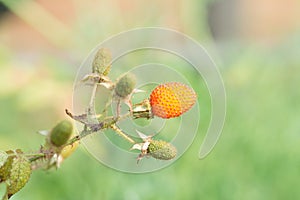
{"left": 0, "top": 151, "right": 8, "bottom": 169}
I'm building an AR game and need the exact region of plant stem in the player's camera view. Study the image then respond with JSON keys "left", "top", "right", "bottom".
{"left": 64, "top": 129, "right": 92, "bottom": 146}
{"left": 29, "top": 155, "right": 46, "bottom": 163}
{"left": 65, "top": 109, "right": 132, "bottom": 147}
{"left": 110, "top": 124, "right": 135, "bottom": 144}
{"left": 88, "top": 83, "right": 98, "bottom": 114}
{"left": 24, "top": 153, "right": 45, "bottom": 157}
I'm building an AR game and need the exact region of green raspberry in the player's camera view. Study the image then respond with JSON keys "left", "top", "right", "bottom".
{"left": 148, "top": 140, "right": 177, "bottom": 160}
{"left": 115, "top": 73, "right": 136, "bottom": 98}
{"left": 50, "top": 120, "right": 73, "bottom": 147}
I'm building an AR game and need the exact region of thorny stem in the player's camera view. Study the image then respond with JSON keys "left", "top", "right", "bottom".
{"left": 64, "top": 111, "right": 134, "bottom": 148}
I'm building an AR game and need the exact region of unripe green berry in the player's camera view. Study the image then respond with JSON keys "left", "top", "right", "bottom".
{"left": 50, "top": 120, "right": 73, "bottom": 147}
{"left": 7, "top": 155, "right": 31, "bottom": 196}
{"left": 147, "top": 140, "right": 177, "bottom": 160}
{"left": 115, "top": 73, "right": 136, "bottom": 98}
{"left": 92, "top": 48, "right": 112, "bottom": 75}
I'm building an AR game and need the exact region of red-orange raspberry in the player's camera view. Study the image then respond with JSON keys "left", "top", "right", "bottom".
{"left": 149, "top": 82, "right": 197, "bottom": 118}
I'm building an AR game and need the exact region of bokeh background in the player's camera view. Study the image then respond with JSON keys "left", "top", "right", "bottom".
{"left": 0, "top": 0, "right": 300, "bottom": 199}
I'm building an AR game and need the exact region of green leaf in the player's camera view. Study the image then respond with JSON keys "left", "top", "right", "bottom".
{"left": 0, "top": 151, "right": 8, "bottom": 169}
{"left": 0, "top": 182, "right": 8, "bottom": 200}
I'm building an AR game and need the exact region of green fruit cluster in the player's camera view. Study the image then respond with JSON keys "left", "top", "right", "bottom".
{"left": 147, "top": 140, "right": 177, "bottom": 160}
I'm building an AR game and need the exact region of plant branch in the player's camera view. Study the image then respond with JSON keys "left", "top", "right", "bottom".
{"left": 110, "top": 124, "right": 135, "bottom": 144}
{"left": 87, "top": 83, "right": 98, "bottom": 114}
{"left": 64, "top": 129, "right": 92, "bottom": 146}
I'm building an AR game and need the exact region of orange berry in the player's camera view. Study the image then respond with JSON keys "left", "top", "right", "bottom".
{"left": 149, "top": 82, "right": 197, "bottom": 119}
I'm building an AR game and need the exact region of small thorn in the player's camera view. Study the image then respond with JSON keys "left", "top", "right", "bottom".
{"left": 98, "top": 82, "right": 113, "bottom": 90}
{"left": 65, "top": 109, "right": 73, "bottom": 117}
{"left": 130, "top": 143, "right": 142, "bottom": 151}
{"left": 136, "top": 154, "right": 144, "bottom": 164}
{"left": 136, "top": 130, "right": 150, "bottom": 141}
{"left": 37, "top": 130, "right": 50, "bottom": 136}
{"left": 133, "top": 88, "right": 145, "bottom": 93}
{"left": 124, "top": 99, "right": 133, "bottom": 113}
{"left": 99, "top": 75, "right": 111, "bottom": 83}
{"left": 80, "top": 74, "right": 92, "bottom": 82}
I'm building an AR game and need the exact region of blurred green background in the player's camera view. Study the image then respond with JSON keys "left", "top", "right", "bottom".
{"left": 0, "top": 0, "right": 300, "bottom": 199}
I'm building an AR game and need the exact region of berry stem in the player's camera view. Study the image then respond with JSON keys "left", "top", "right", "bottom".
{"left": 64, "top": 112, "right": 132, "bottom": 147}
{"left": 87, "top": 83, "right": 98, "bottom": 115}
{"left": 64, "top": 129, "right": 92, "bottom": 146}
{"left": 110, "top": 124, "right": 135, "bottom": 144}
{"left": 24, "top": 153, "right": 45, "bottom": 157}
{"left": 28, "top": 154, "right": 47, "bottom": 163}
